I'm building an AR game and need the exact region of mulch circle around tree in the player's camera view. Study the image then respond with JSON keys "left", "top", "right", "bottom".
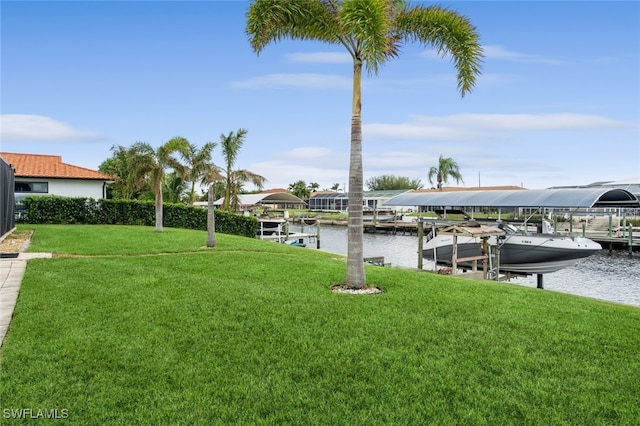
{"left": 330, "top": 284, "right": 383, "bottom": 295}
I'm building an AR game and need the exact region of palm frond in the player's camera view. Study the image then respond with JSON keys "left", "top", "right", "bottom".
{"left": 247, "top": 0, "right": 342, "bottom": 53}
{"left": 395, "top": 5, "right": 483, "bottom": 97}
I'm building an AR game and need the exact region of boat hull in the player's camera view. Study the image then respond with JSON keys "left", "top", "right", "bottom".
{"left": 423, "top": 234, "right": 602, "bottom": 274}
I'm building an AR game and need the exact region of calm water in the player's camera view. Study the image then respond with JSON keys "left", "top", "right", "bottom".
{"left": 290, "top": 224, "right": 640, "bottom": 307}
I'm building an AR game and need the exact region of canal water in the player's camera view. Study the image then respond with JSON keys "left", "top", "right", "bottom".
{"left": 290, "top": 224, "right": 640, "bottom": 307}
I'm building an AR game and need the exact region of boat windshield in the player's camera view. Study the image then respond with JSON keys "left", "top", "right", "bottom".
{"left": 499, "top": 223, "right": 520, "bottom": 235}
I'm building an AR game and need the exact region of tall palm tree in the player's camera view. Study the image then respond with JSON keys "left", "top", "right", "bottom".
{"left": 219, "top": 129, "right": 266, "bottom": 212}
{"left": 132, "top": 137, "right": 190, "bottom": 233}
{"left": 181, "top": 142, "right": 217, "bottom": 205}
{"left": 247, "top": 0, "right": 483, "bottom": 289}
{"left": 428, "top": 155, "right": 464, "bottom": 191}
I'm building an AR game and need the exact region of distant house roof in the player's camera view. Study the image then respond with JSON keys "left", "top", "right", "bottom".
{"left": 0, "top": 152, "right": 112, "bottom": 180}
{"left": 214, "top": 191, "right": 305, "bottom": 208}
{"left": 261, "top": 188, "right": 289, "bottom": 193}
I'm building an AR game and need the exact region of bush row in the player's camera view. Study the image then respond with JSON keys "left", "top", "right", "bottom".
{"left": 17, "top": 196, "right": 258, "bottom": 238}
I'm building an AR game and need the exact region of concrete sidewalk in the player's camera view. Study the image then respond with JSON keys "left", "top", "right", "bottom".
{"left": 0, "top": 253, "right": 52, "bottom": 348}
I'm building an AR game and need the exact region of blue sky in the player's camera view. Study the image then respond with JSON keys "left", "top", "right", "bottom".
{"left": 1, "top": 0, "right": 639, "bottom": 192}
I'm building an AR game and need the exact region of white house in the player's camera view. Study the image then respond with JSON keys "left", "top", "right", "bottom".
{"left": 0, "top": 152, "right": 113, "bottom": 200}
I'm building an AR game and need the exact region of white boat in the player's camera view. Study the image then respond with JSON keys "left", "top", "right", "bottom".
{"left": 423, "top": 221, "right": 602, "bottom": 275}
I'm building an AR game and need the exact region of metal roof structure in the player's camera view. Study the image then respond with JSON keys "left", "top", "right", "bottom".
{"left": 214, "top": 192, "right": 305, "bottom": 207}
{"left": 384, "top": 188, "right": 640, "bottom": 209}
{"left": 309, "top": 189, "right": 411, "bottom": 200}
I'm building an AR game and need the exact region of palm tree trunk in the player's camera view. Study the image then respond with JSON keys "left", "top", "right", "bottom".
{"left": 189, "top": 181, "right": 196, "bottom": 205}
{"left": 154, "top": 174, "right": 163, "bottom": 233}
{"left": 207, "top": 184, "right": 217, "bottom": 247}
{"left": 346, "top": 59, "right": 365, "bottom": 288}
{"left": 224, "top": 175, "right": 231, "bottom": 212}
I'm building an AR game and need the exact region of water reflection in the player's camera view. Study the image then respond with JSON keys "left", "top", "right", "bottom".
{"left": 292, "top": 224, "right": 640, "bottom": 307}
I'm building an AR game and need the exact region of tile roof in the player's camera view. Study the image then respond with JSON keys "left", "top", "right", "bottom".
{"left": 0, "top": 152, "right": 113, "bottom": 180}
{"left": 260, "top": 188, "right": 289, "bottom": 194}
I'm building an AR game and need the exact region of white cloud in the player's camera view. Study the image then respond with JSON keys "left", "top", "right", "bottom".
{"left": 0, "top": 114, "right": 103, "bottom": 141}
{"left": 282, "top": 147, "right": 335, "bottom": 160}
{"left": 251, "top": 159, "right": 348, "bottom": 190}
{"left": 286, "top": 52, "right": 352, "bottom": 64}
{"left": 422, "top": 45, "right": 563, "bottom": 65}
{"left": 482, "top": 45, "right": 563, "bottom": 64}
{"left": 231, "top": 73, "right": 351, "bottom": 89}
{"left": 364, "top": 113, "right": 629, "bottom": 141}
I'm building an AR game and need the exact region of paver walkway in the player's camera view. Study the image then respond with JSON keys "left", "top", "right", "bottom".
{"left": 0, "top": 253, "right": 52, "bottom": 348}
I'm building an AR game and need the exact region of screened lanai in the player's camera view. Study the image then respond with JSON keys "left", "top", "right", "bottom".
{"left": 309, "top": 189, "right": 412, "bottom": 211}
{"left": 308, "top": 192, "right": 348, "bottom": 211}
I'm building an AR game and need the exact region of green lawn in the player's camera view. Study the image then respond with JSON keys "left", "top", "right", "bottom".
{"left": 1, "top": 225, "right": 639, "bottom": 424}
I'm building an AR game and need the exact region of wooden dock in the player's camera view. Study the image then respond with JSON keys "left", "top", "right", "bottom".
{"left": 363, "top": 221, "right": 419, "bottom": 235}
{"left": 588, "top": 235, "right": 640, "bottom": 254}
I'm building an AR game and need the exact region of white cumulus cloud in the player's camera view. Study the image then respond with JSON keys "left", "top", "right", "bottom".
{"left": 0, "top": 114, "right": 103, "bottom": 141}
{"left": 364, "top": 113, "right": 629, "bottom": 141}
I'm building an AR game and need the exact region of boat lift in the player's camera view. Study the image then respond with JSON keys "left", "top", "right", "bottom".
{"left": 390, "top": 187, "right": 640, "bottom": 289}
{"left": 419, "top": 221, "right": 505, "bottom": 281}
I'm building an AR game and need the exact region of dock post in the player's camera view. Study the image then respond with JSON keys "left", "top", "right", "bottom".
{"left": 629, "top": 224, "right": 633, "bottom": 257}
{"left": 537, "top": 274, "right": 544, "bottom": 289}
{"left": 451, "top": 234, "right": 458, "bottom": 273}
{"left": 316, "top": 221, "right": 321, "bottom": 249}
{"left": 582, "top": 222, "right": 586, "bottom": 237}
{"left": 608, "top": 214, "right": 613, "bottom": 238}
{"left": 417, "top": 221, "right": 424, "bottom": 270}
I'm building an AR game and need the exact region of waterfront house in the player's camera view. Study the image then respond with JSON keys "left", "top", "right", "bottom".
{"left": 0, "top": 152, "right": 113, "bottom": 201}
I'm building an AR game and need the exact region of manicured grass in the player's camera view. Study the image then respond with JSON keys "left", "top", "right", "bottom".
{"left": 1, "top": 225, "right": 639, "bottom": 424}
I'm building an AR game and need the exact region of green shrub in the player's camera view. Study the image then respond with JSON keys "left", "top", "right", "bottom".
{"left": 17, "top": 196, "right": 257, "bottom": 237}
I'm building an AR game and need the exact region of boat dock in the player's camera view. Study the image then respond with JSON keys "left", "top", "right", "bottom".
{"left": 317, "top": 219, "right": 421, "bottom": 235}
{"left": 587, "top": 235, "right": 640, "bottom": 253}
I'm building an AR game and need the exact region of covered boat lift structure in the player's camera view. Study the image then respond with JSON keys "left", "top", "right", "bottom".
{"left": 383, "top": 187, "right": 640, "bottom": 211}
{"left": 385, "top": 188, "right": 640, "bottom": 288}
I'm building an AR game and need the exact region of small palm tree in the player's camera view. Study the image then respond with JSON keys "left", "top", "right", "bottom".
{"left": 162, "top": 172, "right": 188, "bottom": 204}
{"left": 206, "top": 182, "right": 218, "bottom": 248}
{"left": 219, "top": 129, "right": 266, "bottom": 212}
{"left": 201, "top": 163, "right": 224, "bottom": 248}
{"left": 132, "top": 137, "right": 190, "bottom": 233}
{"left": 247, "top": 0, "right": 483, "bottom": 289}
{"left": 181, "top": 142, "right": 217, "bottom": 205}
{"left": 289, "top": 180, "right": 311, "bottom": 200}
{"left": 428, "top": 155, "right": 464, "bottom": 191}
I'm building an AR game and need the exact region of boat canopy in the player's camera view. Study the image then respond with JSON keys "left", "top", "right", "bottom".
{"left": 384, "top": 188, "right": 640, "bottom": 209}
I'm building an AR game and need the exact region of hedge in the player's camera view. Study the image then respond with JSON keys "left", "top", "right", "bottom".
{"left": 17, "top": 196, "right": 258, "bottom": 238}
